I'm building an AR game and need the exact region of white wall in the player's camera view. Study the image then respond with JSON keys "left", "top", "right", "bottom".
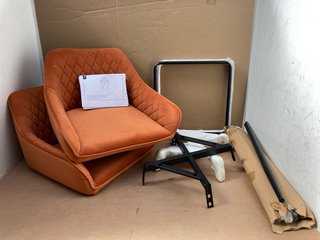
{"left": 245, "top": 0, "right": 320, "bottom": 230}
{"left": 0, "top": 0, "right": 43, "bottom": 179}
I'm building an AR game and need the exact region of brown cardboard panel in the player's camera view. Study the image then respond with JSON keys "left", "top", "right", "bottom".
{"left": 34, "top": 0, "right": 254, "bottom": 126}
{"left": 34, "top": 1, "right": 118, "bottom": 51}
{"left": 227, "top": 127, "right": 316, "bottom": 234}
{"left": 160, "top": 64, "right": 228, "bottom": 129}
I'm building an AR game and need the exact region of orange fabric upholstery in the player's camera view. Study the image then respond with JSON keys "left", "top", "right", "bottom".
{"left": 66, "top": 107, "right": 170, "bottom": 158}
{"left": 44, "top": 48, "right": 181, "bottom": 162}
{"left": 8, "top": 87, "right": 152, "bottom": 195}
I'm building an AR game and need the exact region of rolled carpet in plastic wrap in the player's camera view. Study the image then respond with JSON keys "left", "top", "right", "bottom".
{"left": 227, "top": 126, "right": 316, "bottom": 234}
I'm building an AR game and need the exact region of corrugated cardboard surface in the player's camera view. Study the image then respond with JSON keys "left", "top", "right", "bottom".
{"left": 34, "top": 0, "right": 254, "bottom": 126}
{"left": 228, "top": 127, "right": 316, "bottom": 234}
{"left": 160, "top": 64, "right": 228, "bottom": 129}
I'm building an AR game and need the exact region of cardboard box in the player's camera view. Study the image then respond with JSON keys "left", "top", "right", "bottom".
{"left": 34, "top": 0, "right": 254, "bottom": 126}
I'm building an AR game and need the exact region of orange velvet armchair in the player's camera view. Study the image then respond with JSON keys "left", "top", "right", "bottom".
{"left": 44, "top": 48, "right": 181, "bottom": 163}
{"left": 8, "top": 87, "right": 153, "bottom": 194}
{"left": 8, "top": 48, "right": 181, "bottom": 194}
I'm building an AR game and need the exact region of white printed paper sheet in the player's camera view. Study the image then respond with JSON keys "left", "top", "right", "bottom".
{"left": 79, "top": 73, "right": 129, "bottom": 109}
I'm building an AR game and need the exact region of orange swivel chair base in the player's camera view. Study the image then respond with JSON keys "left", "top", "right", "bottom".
{"left": 8, "top": 87, "right": 152, "bottom": 195}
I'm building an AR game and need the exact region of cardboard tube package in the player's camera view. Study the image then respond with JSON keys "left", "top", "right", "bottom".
{"left": 227, "top": 127, "right": 316, "bottom": 234}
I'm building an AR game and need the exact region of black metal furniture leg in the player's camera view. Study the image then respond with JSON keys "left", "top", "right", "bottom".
{"left": 230, "top": 148, "right": 236, "bottom": 161}
{"left": 143, "top": 133, "right": 233, "bottom": 208}
{"left": 204, "top": 183, "right": 214, "bottom": 208}
{"left": 142, "top": 165, "right": 146, "bottom": 185}
{"left": 148, "top": 59, "right": 235, "bottom": 208}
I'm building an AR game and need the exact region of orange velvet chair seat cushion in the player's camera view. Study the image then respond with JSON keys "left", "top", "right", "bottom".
{"left": 66, "top": 106, "right": 170, "bottom": 160}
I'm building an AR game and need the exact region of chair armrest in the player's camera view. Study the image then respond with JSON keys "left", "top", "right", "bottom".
{"left": 44, "top": 88, "right": 81, "bottom": 158}
{"left": 130, "top": 81, "right": 182, "bottom": 134}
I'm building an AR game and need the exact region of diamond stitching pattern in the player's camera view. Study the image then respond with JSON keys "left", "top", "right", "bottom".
{"left": 45, "top": 48, "right": 178, "bottom": 133}
{"left": 48, "top": 49, "right": 130, "bottom": 111}
{"left": 27, "top": 89, "right": 58, "bottom": 145}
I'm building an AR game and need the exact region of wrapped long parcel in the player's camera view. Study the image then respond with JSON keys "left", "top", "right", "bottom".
{"left": 227, "top": 127, "right": 315, "bottom": 234}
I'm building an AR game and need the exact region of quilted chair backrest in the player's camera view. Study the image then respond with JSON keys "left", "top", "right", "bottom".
{"left": 44, "top": 48, "right": 143, "bottom": 111}
{"left": 8, "top": 87, "right": 58, "bottom": 145}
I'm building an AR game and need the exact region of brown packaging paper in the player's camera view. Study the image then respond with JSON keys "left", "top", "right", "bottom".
{"left": 227, "top": 126, "right": 316, "bottom": 234}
